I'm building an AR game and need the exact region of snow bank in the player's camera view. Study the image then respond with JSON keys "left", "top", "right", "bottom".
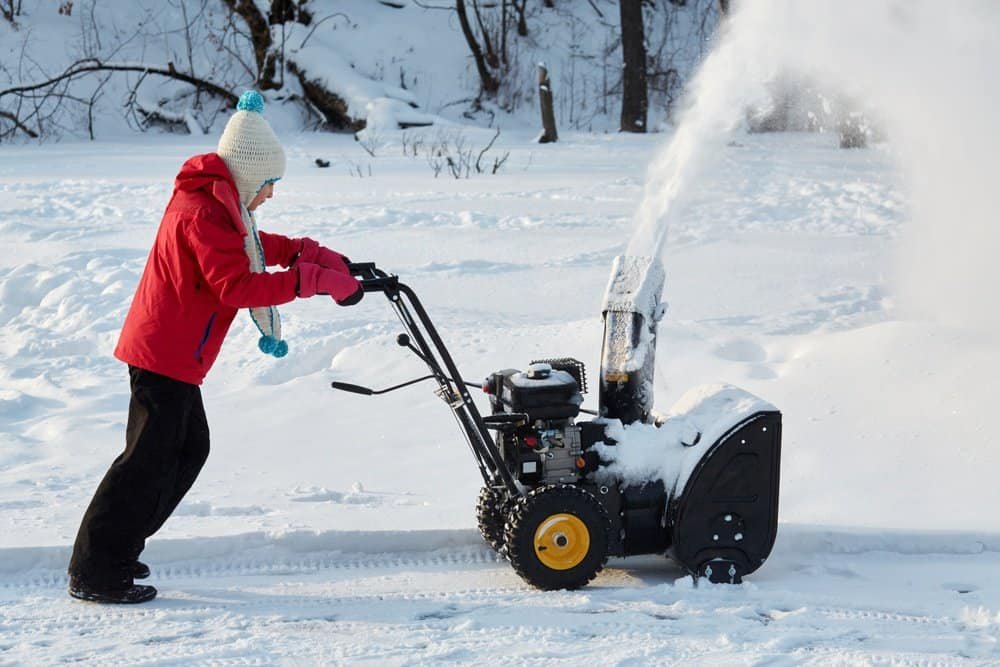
{"left": 595, "top": 384, "right": 776, "bottom": 495}
{"left": 286, "top": 26, "right": 436, "bottom": 131}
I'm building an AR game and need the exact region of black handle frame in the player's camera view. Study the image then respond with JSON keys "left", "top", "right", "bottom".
{"left": 340, "top": 262, "right": 521, "bottom": 496}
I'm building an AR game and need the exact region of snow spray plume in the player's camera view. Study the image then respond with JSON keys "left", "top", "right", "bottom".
{"left": 632, "top": 0, "right": 1000, "bottom": 332}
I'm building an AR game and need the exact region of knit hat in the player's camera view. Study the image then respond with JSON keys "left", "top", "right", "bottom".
{"left": 217, "top": 91, "right": 286, "bottom": 205}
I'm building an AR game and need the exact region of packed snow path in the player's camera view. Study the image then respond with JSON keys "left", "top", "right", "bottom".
{"left": 2, "top": 527, "right": 999, "bottom": 664}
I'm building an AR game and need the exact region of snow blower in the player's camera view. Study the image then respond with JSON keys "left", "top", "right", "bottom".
{"left": 331, "top": 259, "right": 781, "bottom": 589}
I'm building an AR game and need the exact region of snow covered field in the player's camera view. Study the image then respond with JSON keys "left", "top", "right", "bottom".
{"left": 2, "top": 129, "right": 1000, "bottom": 664}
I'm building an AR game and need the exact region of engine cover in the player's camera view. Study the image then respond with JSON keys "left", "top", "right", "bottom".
{"left": 488, "top": 363, "right": 583, "bottom": 421}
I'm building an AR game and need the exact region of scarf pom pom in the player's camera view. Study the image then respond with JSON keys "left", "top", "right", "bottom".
{"left": 259, "top": 335, "right": 278, "bottom": 354}
{"left": 273, "top": 339, "right": 288, "bottom": 358}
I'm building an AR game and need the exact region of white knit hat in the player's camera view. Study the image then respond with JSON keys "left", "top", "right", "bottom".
{"left": 217, "top": 91, "right": 286, "bottom": 205}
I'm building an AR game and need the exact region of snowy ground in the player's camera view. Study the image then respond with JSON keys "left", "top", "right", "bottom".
{"left": 2, "top": 130, "right": 999, "bottom": 664}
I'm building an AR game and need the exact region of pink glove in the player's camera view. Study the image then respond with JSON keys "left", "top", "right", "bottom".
{"left": 297, "top": 262, "right": 364, "bottom": 305}
{"left": 299, "top": 238, "right": 350, "bottom": 275}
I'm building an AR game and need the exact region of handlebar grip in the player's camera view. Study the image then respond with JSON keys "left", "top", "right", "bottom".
{"left": 347, "top": 262, "right": 377, "bottom": 277}
{"left": 330, "top": 381, "right": 374, "bottom": 395}
{"left": 360, "top": 276, "right": 399, "bottom": 292}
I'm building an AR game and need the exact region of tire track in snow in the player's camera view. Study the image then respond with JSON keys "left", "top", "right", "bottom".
{"left": 0, "top": 544, "right": 503, "bottom": 591}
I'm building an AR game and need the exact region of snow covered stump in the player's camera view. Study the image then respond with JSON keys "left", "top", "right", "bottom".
{"left": 599, "top": 255, "right": 666, "bottom": 424}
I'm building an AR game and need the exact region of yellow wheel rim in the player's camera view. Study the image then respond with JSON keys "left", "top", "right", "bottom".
{"left": 533, "top": 513, "right": 590, "bottom": 571}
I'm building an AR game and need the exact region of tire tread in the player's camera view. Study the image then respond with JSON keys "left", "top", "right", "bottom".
{"left": 505, "top": 484, "right": 612, "bottom": 590}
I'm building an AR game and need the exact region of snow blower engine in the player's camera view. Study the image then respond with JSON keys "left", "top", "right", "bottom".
{"left": 331, "top": 258, "right": 781, "bottom": 589}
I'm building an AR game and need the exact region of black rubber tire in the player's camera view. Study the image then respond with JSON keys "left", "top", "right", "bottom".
{"left": 476, "top": 486, "right": 508, "bottom": 553}
{"left": 505, "top": 484, "right": 611, "bottom": 590}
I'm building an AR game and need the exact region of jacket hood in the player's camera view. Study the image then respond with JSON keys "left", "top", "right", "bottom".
{"left": 174, "top": 153, "right": 244, "bottom": 234}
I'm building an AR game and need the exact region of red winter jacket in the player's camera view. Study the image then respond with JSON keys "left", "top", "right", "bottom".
{"left": 115, "top": 153, "right": 303, "bottom": 385}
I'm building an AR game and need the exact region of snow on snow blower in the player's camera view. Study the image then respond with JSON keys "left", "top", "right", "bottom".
{"left": 331, "top": 259, "right": 781, "bottom": 589}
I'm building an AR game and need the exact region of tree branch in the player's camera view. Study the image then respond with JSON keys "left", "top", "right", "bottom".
{"left": 0, "top": 108, "right": 38, "bottom": 138}
{"left": 475, "top": 127, "right": 501, "bottom": 173}
{"left": 0, "top": 58, "right": 238, "bottom": 107}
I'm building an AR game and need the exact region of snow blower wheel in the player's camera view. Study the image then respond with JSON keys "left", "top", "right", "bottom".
{"left": 505, "top": 485, "right": 611, "bottom": 590}
{"left": 476, "top": 486, "right": 508, "bottom": 553}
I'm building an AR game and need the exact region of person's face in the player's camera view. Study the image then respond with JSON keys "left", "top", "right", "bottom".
{"left": 247, "top": 182, "right": 276, "bottom": 211}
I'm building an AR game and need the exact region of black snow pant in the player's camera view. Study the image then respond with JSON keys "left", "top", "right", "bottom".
{"left": 69, "top": 366, "right": 210, "bottom": 589}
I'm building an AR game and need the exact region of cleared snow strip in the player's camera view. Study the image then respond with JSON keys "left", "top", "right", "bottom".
{"left": 6, "top": 525, "right": 1000, "bottom": 590}
{"left": 595, "top": 384, "right": 776, "bottom": 495}
{"left": 0, "top": 528, "right": 485, "bottom": 586}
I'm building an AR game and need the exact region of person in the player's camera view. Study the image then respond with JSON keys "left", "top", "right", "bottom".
{"left": 67, "top": 91, "right": 362, "bottom": 603}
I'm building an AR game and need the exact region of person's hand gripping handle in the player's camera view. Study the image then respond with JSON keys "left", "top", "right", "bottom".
{"left": 297, "top": 263, "right": 364, "bottom": 306}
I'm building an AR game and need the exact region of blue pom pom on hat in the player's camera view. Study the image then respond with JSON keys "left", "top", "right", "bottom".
{"left": 258, "top": 335, "right": 277, "bottom": 354}
{"left": 258, "top": 335, "right": 287, "bottom": 358}
{"left": 236, "top": 90, "right": 266, "bottom": 114}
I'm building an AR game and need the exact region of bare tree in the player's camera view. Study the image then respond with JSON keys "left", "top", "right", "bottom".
{"left": 511, "top": 0, "right": 528, "bottom": 36}
{"left": 0, "top": 0, "right": 368, "bottom": 140}
{"left": 216, "top": 1, "right": 362, "bottom": 129}
{"left": 446, "top": 0, "right": 539, "bottom": 106}
{"left": 455, "top": 0, "right": 500, "bottom": 97}
{"left": 219, "top": 0, "right": 279, "bottom": 89}
{"left": 619, "top": 0, "right": 648, "bottom": 132}
{"left": 1, "top": 0, "right": 24, "bottom": 24}
{"left": 425, "top": 128, "right": 509, "bottom": 179}
{"left": 0, "top": 58, "right": 239, "bottom": 141}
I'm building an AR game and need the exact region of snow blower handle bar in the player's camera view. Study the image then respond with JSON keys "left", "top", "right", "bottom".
{"left": 331, "top": 375, "right": 481, "bottom": 396}
{"left": 345, "top": 262, "right": 399, "bottom": 293}
{"left": 334, "top": 261, "right": 522, "bottom": 496}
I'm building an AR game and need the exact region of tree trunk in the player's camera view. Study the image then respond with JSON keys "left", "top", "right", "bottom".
{"left": 220, "top": 0, "right": 279, "bottom": 90}
{"left": 619, "top": 0, "right": 647, "bottom": 133}
{"left": 513, "top": 0, "right": 528, "bottom": 36}
{"left": 455, "top": 0, "right": 500, "bottom": 96}
{"left": 537, "top": 64, "right": 557, "bottom": 143}
{"left": 287, "top": 60, "right": 359, "bottom": 131}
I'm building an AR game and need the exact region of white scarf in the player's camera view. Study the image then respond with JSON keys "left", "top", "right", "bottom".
{"left": 240, "top": 205, "right": 287, "bottom": 358}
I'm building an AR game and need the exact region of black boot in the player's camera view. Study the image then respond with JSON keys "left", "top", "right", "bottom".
{"left": 68, "top": 575, "right": 157, "bottom": 604}
{"left": 130, "top": 561, "right": 151, "bottom": 580}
